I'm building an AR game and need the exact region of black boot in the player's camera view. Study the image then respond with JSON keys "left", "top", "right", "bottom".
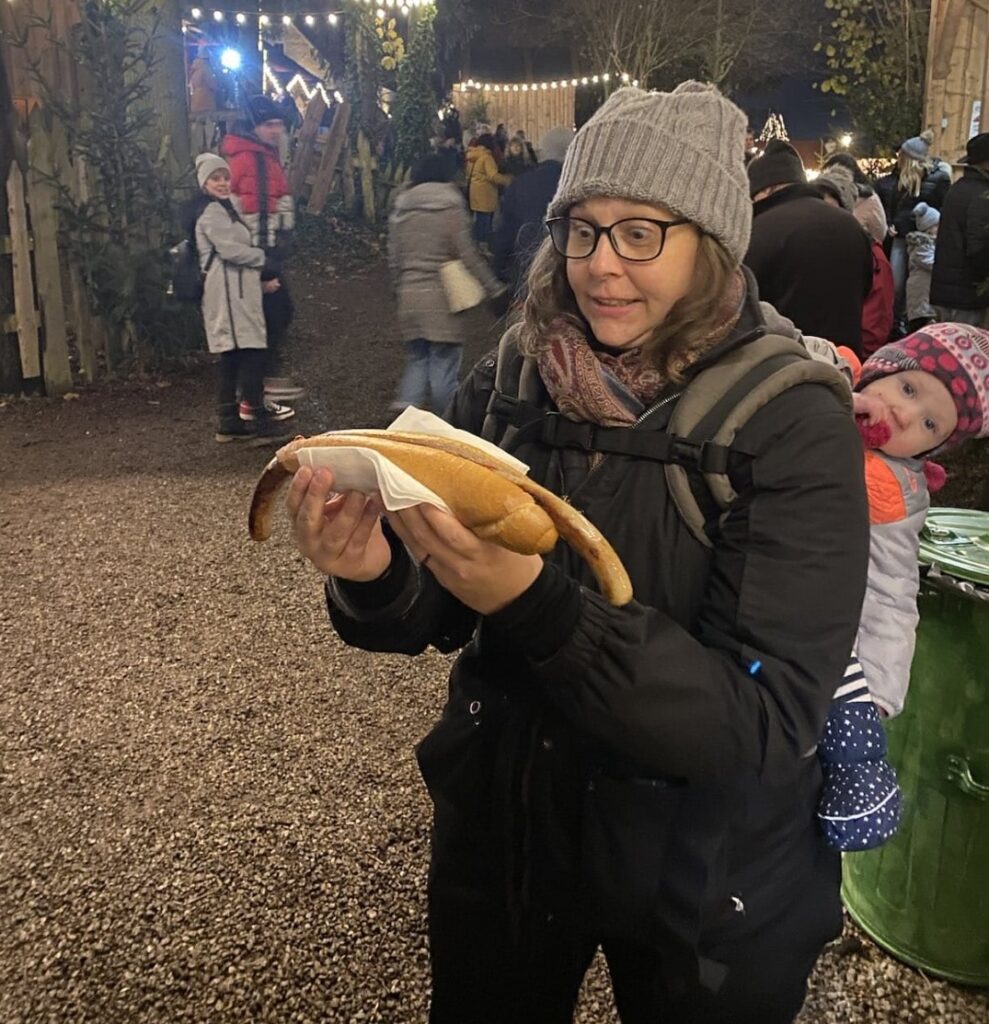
{"left": 249, "top": 409, "right": 295, "bottom": 447}
{"left": 215, "top": 402, "right": 255, "bottom": 443}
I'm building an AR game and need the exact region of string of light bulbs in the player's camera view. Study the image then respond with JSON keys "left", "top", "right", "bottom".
{"left": 455, "top": 71, "right": 638, "bottom": 93}
{"left": 186, "top": 1, "right": 433, "bottom": 23}
{"left": 262, "top": 57, "right": 344, "bottom": 107}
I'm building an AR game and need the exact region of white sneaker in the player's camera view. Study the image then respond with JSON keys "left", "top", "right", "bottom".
{"left": 239, "top": 399, "right": 296, "bottom": 422}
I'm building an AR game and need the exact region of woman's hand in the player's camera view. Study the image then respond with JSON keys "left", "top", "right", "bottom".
{"left": 286, "top": 466, "right": 392, "bottom": 581}
{"left": 385, "top": 504, "right": 543, "bottom": 616}
{"left": 262, "top": 278, "right": 282, "bottom": 294}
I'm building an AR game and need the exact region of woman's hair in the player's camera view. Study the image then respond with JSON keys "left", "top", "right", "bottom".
{"left": 508, "top": 139, "right": 524, "bottom": 155}
{"left": 823, "top": 151, "right": 867, "bottom": 185}
{"left": 898, "top": 130, "right": 936, "bottom": 196}
{"left": 519, "top": 230, "right": 737, "bottom": 380}
{"left": 411, "top": 153, "right": 454, "bottom": 185}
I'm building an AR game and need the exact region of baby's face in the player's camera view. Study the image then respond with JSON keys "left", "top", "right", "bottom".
{"left": 860, "top": 370, "right": 958, "bottom": 458}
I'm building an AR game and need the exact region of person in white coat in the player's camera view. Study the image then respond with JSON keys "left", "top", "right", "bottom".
{"left": 193, "top": 153, "right": 291, "bottom": 444}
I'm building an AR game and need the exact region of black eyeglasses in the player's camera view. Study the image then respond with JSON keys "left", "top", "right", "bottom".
{"left": 545, "top": 215, "right": 690, "bottom": 262}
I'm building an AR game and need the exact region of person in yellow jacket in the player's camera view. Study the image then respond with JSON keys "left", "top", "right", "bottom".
{"left": 466, "top": 133, "right": 512, "bottom": 246}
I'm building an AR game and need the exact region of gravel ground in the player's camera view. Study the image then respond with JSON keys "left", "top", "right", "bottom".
{"left": 2, "top": 260, "right": 987, "bottom": 1023}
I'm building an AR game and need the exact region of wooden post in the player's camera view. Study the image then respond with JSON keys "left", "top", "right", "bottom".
{"left": 27, "top": 112, "right": 72, "bottom": 395}
{"left": 341, "top": 140, "right": 356, "bottom": 211}
{"left": 308, "top": 101, "right": 351, "bottom": 215}
{"left": 5, "top": 164, "right": 41, "bottom": 381}
{"left": 356, "top": 129, "right": 376, "bottom": 223}
{"left": 288, "top": 93, "right": 327, "bottom": 197}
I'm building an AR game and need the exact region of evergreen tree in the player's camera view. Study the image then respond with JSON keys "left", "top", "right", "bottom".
{"left": 394, "top": 5, "right": 439, "bottom": 174}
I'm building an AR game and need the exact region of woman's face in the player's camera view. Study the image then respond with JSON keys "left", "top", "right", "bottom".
{"left": 204, "top": 168, "right": 231, "bottom": 199}
{"left": 508, "top": 140, "right": 523, "bottom": 157}
{"left": 565, "top": 197, "right": 701, "bottom": 350}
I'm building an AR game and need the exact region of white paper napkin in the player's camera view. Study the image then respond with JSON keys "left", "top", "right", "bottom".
{"left": 293, "top": 408, "right": 529, "bottom": 514}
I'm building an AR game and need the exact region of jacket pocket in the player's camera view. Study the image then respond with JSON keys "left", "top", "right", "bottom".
{"left": 580, "top": 773, "right": 730, "bottom": 951}
{"left": 415, "top": 686, "right": 505, "bottom": 820}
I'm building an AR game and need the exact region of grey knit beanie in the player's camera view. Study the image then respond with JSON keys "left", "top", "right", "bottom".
{"left": 196, "top": 152, "right": 229, "bottom": 189}
{"left": 816, "top": 165, "right": 858, "bottom": 212}
{"left": 900, "top": 131, "right": 933, "bottom": 162}
{"left": 546, "top": 82, "right": 751, "bottom": 264}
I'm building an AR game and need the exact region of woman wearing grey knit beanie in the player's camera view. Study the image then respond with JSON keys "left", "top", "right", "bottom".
{"left": 289, "top": 83, "right": 869, "bottom": 1024}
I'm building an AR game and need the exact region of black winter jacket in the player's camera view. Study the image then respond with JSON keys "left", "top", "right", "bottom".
{"left": 745, "top": 184, "right": 873, "bottom": 354}
{"left": 882, "top": 163, "right": 952, "bottom": 238}
{"left": 930, "top": 166, "right": 989, "bottom": 310}
{"left": 492, "top": 159, "right": 563, "bottom": 296}
{"left": 325, "top": 288, "right": 869, "bottom": 982}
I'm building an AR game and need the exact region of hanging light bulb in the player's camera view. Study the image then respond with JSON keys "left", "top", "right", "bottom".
{"left": 190, "top": 7, "right": 202, "bottom": 17}
{"left": 212, "top": 9, "right": 223, "bottom": 21}
{"left": 282, "top": 14, "right": 292, "bottom": 25}
{"left": 580, "top": 77, "right": 588, "bottom": 85}
{"left": 259, "top": 14, "right": 270, "bottom": 26}
{"left": 602, "top": 73, "right": 610, "bottom": 82}
{"left": 305, "top": 14, "right": 315, "bottom": 26}
{"left": 512, "top": 84, "right": 519, "bottom": 92}
{"left": 401, "top": 4, "right": 409, "bottom": 13}
{"left": 521, "top": 84, "right": 528, "bottom": 92}
{"left": 592, "top": 75, "right": 599, "bottom": 83}
{"left": 570, "top": 79, "right": 577, "bottom": 87}
{"left": 235, "top": 12, "right": 246, "bottom": 24}
{"left": 328, "top": 13, "right": 338, "bottom": 24}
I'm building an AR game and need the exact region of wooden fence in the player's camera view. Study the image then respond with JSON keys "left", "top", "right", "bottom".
{"left": 925, "top": 0, "right": 989, "bottom": 162}
{"left": 451, "top": 82, "right": 575, "bottom": 140}
{"left": 1, "top": 0, "right": 84, "bottom": 395}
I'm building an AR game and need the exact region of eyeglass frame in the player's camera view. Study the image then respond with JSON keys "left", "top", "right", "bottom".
{"left": 544, "top": 214, "right": 691, "bottom": 262}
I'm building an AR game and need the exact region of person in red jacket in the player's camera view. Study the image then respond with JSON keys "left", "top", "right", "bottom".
{"left": 220, "top": 95, "right": 303, "bottom": 414}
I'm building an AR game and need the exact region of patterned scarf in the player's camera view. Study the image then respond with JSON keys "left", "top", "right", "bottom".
{"left": 537, "top": 270, "right": 746, "bottom": 426}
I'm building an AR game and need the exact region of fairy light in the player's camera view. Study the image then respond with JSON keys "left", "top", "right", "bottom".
{"left": 236, "top": 12, "right": 246, "bottom": 23}
{"left": 212, "top": 9, "right": 223, "bottom": 20}
{"left": 454, "top": 72, "right": 615, "bottom": 93}
{"left": 282, "top": 14, "right": 291, "bottom": 25}
{"left": 259, "top": 14, "right": 270, "bottom": 25}
{"left": 328, "top": 13, "right": 338, "bottom": 24}
{"left": 190, "top": 6, "right": 202, "bottom": 17}
{"left": 305, "top": 14, "right": 315, "bottom": 25}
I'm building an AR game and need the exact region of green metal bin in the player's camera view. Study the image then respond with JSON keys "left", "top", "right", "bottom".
{"left": 842, "top": 508, "right": 989, "bottom": 985}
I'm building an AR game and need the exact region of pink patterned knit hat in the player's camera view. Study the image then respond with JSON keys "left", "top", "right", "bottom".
{"left": 857, "top": 323, "right": 989, "bottom": 452}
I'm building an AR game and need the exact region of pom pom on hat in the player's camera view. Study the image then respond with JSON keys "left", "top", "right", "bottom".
{"left": 923, "top": 461, "right": 948, "bottom": 493}
{"left": 914, "top": 202, "right": 940, "bottom": 232}
{"left": 899, "top": 129, "right": 934, "bottom": 162}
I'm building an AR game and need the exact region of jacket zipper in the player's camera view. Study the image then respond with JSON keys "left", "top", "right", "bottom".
{"left": 568, "top": 388, "right": 684, "bottom": 500}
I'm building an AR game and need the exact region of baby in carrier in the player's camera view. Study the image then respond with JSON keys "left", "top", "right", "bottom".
{"left": 818, "top": 323, "right": 989, "bottom": 849}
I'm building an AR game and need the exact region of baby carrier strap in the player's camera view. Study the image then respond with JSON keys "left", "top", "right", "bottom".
{"left": 665, "top": 334, "right": 852, "bottom": 547}
{"left": 480, "top": 329, "right": 852, "bottom": 547}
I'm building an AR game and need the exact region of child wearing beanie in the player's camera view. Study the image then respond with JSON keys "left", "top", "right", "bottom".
{"left": 905, "top": 202, "right": 940, "bottom": 332}
{"left": 818, "top": 323, "right": 989, "bottom": 850}
{"left": 189, "top": 153, "right": 290, "bottom": 444}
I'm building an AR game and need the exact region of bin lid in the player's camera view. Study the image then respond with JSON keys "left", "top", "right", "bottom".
{"left": 918, "top": 508, "right": 989, "bottom": 586}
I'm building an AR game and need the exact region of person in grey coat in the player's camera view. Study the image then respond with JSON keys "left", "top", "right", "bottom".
{"left": 192, "top": 153, "right": 289, "bottom": 443}
{"left": 387, "top": 154, "right": 503, "bottom": 414}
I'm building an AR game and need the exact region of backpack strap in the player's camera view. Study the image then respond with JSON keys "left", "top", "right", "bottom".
{"left": 254, "top": 150, "right": 270, "bottom": 248}
{"left": 665, "top": 334, "right": 852, "bottom": 547}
